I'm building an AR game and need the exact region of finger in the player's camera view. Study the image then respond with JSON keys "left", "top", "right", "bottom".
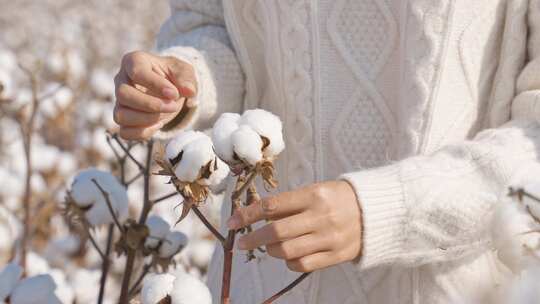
{"left": 113, "top": 105, "right": 162, "bottom": 127}
{"left": 123, "top": 52, "right": 179, "bottom": 100}
{"left": 227, "top": 190, "right": 310, "bottom": 229}
{"left": 286, "top": 251, "right": 336, "bottom": 273}
{"left": 237, "top": 213, "right": 315, "bottom": 250}
{"left": 266, "top": 233, "right": 328, "bottom": 260}
{"left": 116, "top": 82, "right": 180, "bottom": 113}
{"left": 164, "top": 56, "right": 198, "bottom": 98}
{"left": 118, "top": 124, "right": 163, "bottom": 141}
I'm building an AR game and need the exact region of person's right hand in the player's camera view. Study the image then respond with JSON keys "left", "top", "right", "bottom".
{"left": 113, "top": 51, "right": 197, "bottom": 140}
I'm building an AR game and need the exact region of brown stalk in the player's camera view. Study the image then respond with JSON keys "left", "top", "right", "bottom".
{"left": 191, "top": 205, "right": 226, "bottom": 243}
{"left": 261, "top": 273, "right": 311, "bottom": 304}
{"left": 91, "top": 179, "right": 125, "bottom": 233}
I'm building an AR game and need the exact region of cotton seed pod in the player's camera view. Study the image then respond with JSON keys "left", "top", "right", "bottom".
{"left": 231, "top": 125, "right": 263, "bottom": 166}
{"left": 141, "top": 273, "right": 175, "bottom": 304}
{"left": 212, "top": 113, "right": 241, "bottom": 163}
{"left": 169, "top": 272, "right": 212, "bottom": 304}
{"left": 145, "top": 215, "right": 171, "bottom": 250}
{"left": 174, "top": 136, "right": 215, "bottom": 183}
{"left": 240, "top": 109, "right": 285, "bottom": 158}
{"left": 159, "top": 231, "right": 189, "bottom": 258}
{"left": 199, "top": 157, "right": 230, "bottom": 187}
{"left": 165, "top": 131, "right": 206, "bottom": 163}
{"left": 10, "top": 274, "right": 60, "bottom": 304}
{"left": 0, "top": 263, "right": 22, "bottom": 301}
{"left": 69, "top": 168, "right": 129, "bottom": 227}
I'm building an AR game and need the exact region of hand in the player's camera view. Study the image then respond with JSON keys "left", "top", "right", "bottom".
{"left": 227, "top": 181, "right": 363, "bottom": 272}
{"left": 113, "top": 51, "right": 197, "bottom": 140}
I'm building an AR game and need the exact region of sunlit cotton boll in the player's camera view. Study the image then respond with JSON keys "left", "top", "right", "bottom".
{"left": 10, "top": 274, "right": 60, "bottom": 304}
{"left": 165, "top": 131, "right": 206, "bottom": 162}
{"left": 0, "top": 263, "right": 22, "bottom": 301}
{"left": 169, "top": 272, "right": 212, "bottom": 304}
{"left": 70, "top": 168, "right": 129, "bottom": 226}
{"left": 145, "top": 215, "right": 171, "bottom": 250}
{"left": 159, "top": 231, "right": 188, "bottom": 259}
{"left": 174, "top": 136, "right": 215, "bottom": 183}
{"left": 212, "top": 113, "right": 241, "bottom": 163}
{"left": 231, "top": 125, "right": 263, "bottom": 166}
{"left": 491, "top": 198, "right": 540, "bottom": 274}
{"left": 141, "top": 273, "right": 175, "bottom": 304}
{"left": 239, "top": 109, "right": 285, "bottom": 158}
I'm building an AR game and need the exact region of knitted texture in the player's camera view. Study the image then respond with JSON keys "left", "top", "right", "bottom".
{"left": 158, "top": 0, "right": 540, "bottom": 303}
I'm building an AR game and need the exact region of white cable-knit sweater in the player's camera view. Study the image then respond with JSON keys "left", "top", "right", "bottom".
{"left": 156, "top": 0, "right": 540, "bottom": 303}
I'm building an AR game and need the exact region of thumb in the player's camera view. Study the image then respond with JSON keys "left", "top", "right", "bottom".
{"left": 164, "top": 57, "right": 198, "bottom": 100}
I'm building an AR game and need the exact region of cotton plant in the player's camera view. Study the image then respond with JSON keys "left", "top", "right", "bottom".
{"left": 157, "top": 109, "right": 308, "bottom": 304}
{"left": 0, "top": 263, "right": 65, "bottom": 304}
{"left": 143, "top": 215, "right": 188, "bottom": 269}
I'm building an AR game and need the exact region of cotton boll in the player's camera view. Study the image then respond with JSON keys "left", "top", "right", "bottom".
{"left": 188, "top": 240, "right": 215, "bottom": 269}
{"left": 232, "top": 125, "right": 263, "bottom": 166}
{"left": 0, "top": 263, "right": 22, "bottom": 301}
{"left": 173, "top": 136, "right": 215, "bottom": 183}
{"left": 212, "top": 113, "right": 241, "bottom": 163}
{"left": 239, "top": 109, "right": 285, "bottom": 158}
{"left": 10, "top": 274, "right": 57, "bottom": 304}
{"left": 141, "top": 273, "right": 175, "bottom": 304}
{"left": 491, "top": 200, "right": 540, "bottom": 273}
{"left": 25, "top": 252, "right": 50, "bottom": 277}
{"left": 169, "top": 272, "right": 212, "bottom": 304}
{"left": 49, "top": 269, "right": 75, "bottom": 304}
{"left": 165, "top": 131, "right": 206, "bottom": 163}
{"left": 72, "top": 269, "right": 101, "bottom": 304}
{"left": 145, "top": 215, "right": 171, "bottom": 250}
{"left": 200, "top": 157, "right": 230, "bottom": 188}
{"left": 159, "top": 231, "right": 188, "bottom": 258}
{"left": 90, "top": 69, "right": 115, "bottom": 98}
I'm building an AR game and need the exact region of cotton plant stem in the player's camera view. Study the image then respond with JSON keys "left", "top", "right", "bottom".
{"left": 86, "top": 227, "right": 107, "bottom": 260}
{"left": 151, "top": 191, "right": 179, "bottom": 204}
{"left": 221, "top": 174, "right": 247, "bottom": 304}
{"left": 192, "top": 205, "right": 226, "bottom": 243}
{"left": 97, "top": 224, "right": 114, "bottom": 304}
{"left": 112, "top": 134, "right": 145, "bottom": 170}
{"left": 128, "top": 263, "right": 151, "bottom": 298}
{"left": 119, "top": 140, "right": 154, "bottom": 304}
{"left": 91, "top": 179, "right": 125, "bottom": 233}
{"left": 261, "top": 273, "right": 311, "bottom": 304}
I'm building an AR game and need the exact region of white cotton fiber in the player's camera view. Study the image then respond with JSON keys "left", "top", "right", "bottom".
{"left": 232, "top": 125, "right": 263, "bottom": 166}
{"left": 141, "top": 273, "right": 175, "bottom": 304}
{"left": 70, "top": 168, "right": 128, "bottom": 227}
{"left": 159, "top": 231, "right": 188, "bottom": 259}
{"left": 212, "top": 113, "right": 241, "bottom": 163}
{"left": 239, "top": 109, "right": 285, "bottom": 158}
{"left": 0, "top": 263, "right": 22, "bottom": 301}
{"left": 169, "top": 272, "right": 212, "bottom": 304}
{"left": 10, "top": 274, "right": 57, "bottom": 304}
{"left": 165, "top": 131, "right": 206, "bottom": 163}
{"left": 145, "top": 215, "right": 171, "bottom": 250}
{"left": 25, "top": 251, "right": 50, "bottom": 277}
{"left": 173, "top": 136, "right": 215, "bottom": 183}
{"left": 188, "top": 240, "right": 215, "bottom": 269}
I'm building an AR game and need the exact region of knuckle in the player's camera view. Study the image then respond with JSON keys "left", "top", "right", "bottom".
{"left": 116, "top": 84, "right": 130, "bottom": 100}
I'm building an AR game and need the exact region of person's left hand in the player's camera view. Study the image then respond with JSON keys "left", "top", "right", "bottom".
{"left": 226, "top": 180, "right": 363, "bottom": 272}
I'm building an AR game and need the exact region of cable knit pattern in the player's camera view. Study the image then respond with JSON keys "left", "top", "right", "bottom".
{"left": 158, "top": 0, "right": 540, "bottom": 303}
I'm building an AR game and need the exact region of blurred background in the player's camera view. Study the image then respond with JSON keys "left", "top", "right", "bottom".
{"left": 0, "top": 1, "right": 220, "bottom": 303}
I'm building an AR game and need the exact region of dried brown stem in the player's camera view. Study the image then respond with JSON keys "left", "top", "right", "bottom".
{"left": 112, "top": 134, "right": 145, "bottom": 170}
{"left": 128, "top": 263, "right": 151, "bottom": 298}
{"left": 91, "top": 179, "right": 125, "bottom": 233}
{"left": 86, "top": 227, "right": 106, "bottom": 261}
{"left": 151, "top": 191, "right": 179, "bottom": 204}
{"left": 97, "top": 224, "right": 114, "bottom": 304}
{"left": 119, "top": 140, "right": 154, "bottom": 304}
{"left": 192, "top": 205, "right": 226, "bottom": 243}
{"left": 261, "top": 273, "right": 311, "bottom": 304}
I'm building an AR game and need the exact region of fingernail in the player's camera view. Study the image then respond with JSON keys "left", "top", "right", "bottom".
{"left": 160, "top": 101, "right": 180, "bottom": 113}
{"left": 226, "top": 216, "right": 239, "bottom": 230}
{"left": 162, "top": 87, "right": 179, "bottom": 100}
{"left": 179, "top": 81, "right": 196, "bottom": 97}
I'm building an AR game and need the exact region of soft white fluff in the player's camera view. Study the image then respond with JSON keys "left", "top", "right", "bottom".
{"left": 159, "top": 231, "right": 188, "bottom": 258}
{"left": 25, "top": 251, "right": 50, "bottom": 277}
{"left": 70, "top": 168, "right": 129, "bottom": 226}
{"left": 141, "top": 273, "right": 175, "bottom": 304}
{"left": 231, "top": 125, "right": 263, "bottom": 165}
{"left": 145, "top": 215, "right": 171, "bottom": 250}
{"left": 491, "top": 199, "right": 540, "bottom": 273}
{"left": 0, "top": 263, "right": 22, "bottom": 301}
{"left": 239, "top": 109, "right": 285, "bottom": 158}
{"left": 200, "top": 157, "right": 230, "bottom": 187}
{"left": 188, "top": 240, "right": 215, "bottom": 269}
{"left": 170, "top": 272, "right": 212, "bottom": 304}
{"left": 165, "top": 130, "right": 206, "bottom": 162}
{"left": 49, "top": 269, "right": 75, "bottom": 304}
{"left": 212, "top": 113, "right": 241, "bottom": 163}
{"left": 10, "top": 274, "right": 59, "bottom": 304}
{"left": 174, "top": 136, "right": 214, "bottom": 183}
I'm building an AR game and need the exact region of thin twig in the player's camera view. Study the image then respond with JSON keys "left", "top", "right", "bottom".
{"left": 151, "top": 192, "right": 179, "bottom": 204}
{"left": 91, "top": 179, "right": 125, "bottom": 233}
{"left": 231, "top": 170, "right": 257, "bottom": 201}
{"left": 261, "top": 273, "right": 311, "bottom": 304}
{"left": 128, "top": 264, "right": 151, "bottom": 298}
{"left": 192, "top": 205, "right": 226, "bottom": 243}
{"left": 86, "top": 228, "right": 107, "bottom": 261}
{"left": 105, "top": 135, "right": 123, "bottom": 163}
{"left": 126, "top": 171, "right": 143, "bottom": 186}
{"left": 97, "top": 224, "right": 114, "bottom": 304}
{"left": 112, "top": 134, "right": 145, "bottom": 170}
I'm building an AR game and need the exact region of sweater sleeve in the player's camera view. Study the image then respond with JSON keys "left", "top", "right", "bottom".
{"left": 155, "top": 0, "right": 245, "bottom": 138}
{"left": 341, "top": 0, "right": 540, "bottom": 270}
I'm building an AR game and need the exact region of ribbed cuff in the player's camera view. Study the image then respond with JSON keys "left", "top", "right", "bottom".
{"left": 340, "top": 164, "right": 407, "bottom": 270}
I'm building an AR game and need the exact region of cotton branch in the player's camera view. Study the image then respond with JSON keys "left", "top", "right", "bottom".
{"left": 91, "top": 179, "right": 125, "bottom": 233}
{"left": 261, "top": 273, "right": 311, "bottom": 304}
